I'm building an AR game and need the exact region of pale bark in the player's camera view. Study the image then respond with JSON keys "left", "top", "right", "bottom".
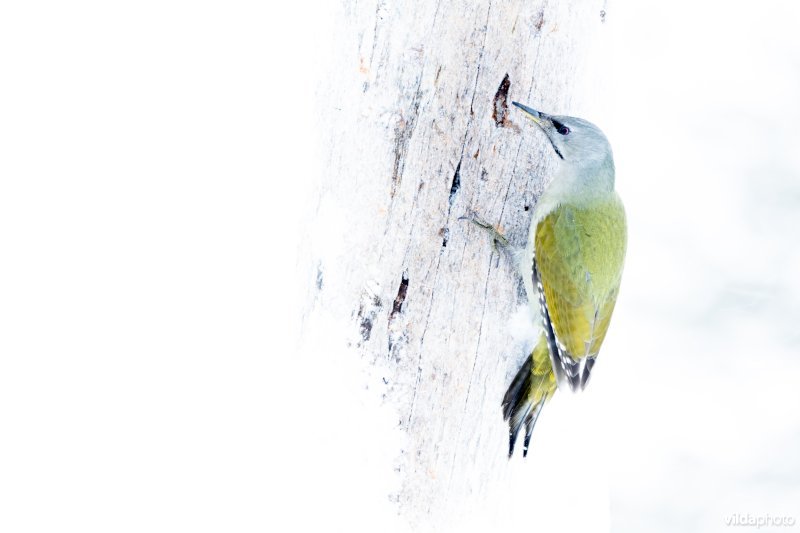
{"left": 304, "top": 0, "right": 608, "bottom": 528}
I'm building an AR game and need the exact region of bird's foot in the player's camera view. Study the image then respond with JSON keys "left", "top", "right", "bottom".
{"left": 459, "top": 214, "right": 509, "bottom": 255}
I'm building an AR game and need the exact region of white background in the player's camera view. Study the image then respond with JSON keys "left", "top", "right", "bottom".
{"left": 1, "top": 1, "right": 798, "bottom": 531}
{"left": 601, "top": 2, "right": 800, "bottom": 531}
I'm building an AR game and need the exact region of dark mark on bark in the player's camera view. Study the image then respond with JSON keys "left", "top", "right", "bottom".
{"left": 492, "top": 74, "right": 511, "bottom": 127}
{"left": 388, "top": 272, "right": 410, "bottom": 355}
{"left": 360, "top": 316, "right": 373, "bottom": 341}
{"left": 534, "top": 9, "right": 545, "bottom": 31}
{"left": 316, "top": 263, "right": 323, "bottom": 290}
{"left": 356, "top": 294, "right": 383, "bottom": 343}
{"left": 448, "top": 161, "right": 461, "bottom": 206}
{"left": 391, "top": 272, "right": 409, "bottom": 318}
{"left": 440, "top": 227, "right": 449, "bottom": 248}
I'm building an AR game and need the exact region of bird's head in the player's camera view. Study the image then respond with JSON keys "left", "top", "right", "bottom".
{"left": 512, "top": 101, "right": 612, "bottom": 172}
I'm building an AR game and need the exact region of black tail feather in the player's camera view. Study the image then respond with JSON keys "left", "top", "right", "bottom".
{"left": 502, "top": 356, "right": 532, "bottom": 420}
{"left": 522, "top": 424, "right": 533, "bottom": 458}
{"left": 503, "top": 357, "right": 532, "bottom": 457}
{"left": 502, "top": 356, "right": 547, "bottom": 458}
{"left": 522, "top": 402, "right": 544, "bottom": 458}
{"left": 507, "top": 401, "right": 532, "bottom": 458}
{"left": 579, "top": 355, "right": 597, "bottom": 390}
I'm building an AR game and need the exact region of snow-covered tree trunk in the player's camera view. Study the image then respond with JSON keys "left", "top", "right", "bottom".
{"left": 302, "top": 0, "right": 609, "bottom": 528}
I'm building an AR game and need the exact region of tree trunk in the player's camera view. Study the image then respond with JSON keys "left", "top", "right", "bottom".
{"left": 302, "top": 0, "right": 609, "bottom": 528}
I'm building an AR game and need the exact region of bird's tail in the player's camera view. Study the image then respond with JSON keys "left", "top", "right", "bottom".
{"left": 501, "top": 335, "right": 557, "bottom": 458}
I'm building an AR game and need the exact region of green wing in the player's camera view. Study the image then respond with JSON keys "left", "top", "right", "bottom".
{"left": 534, "top": 194, "right": 626, "bottom": 389}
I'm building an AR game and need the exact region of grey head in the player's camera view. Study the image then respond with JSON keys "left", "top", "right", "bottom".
{"left": 512, "top": 101, "right": 613, "bottom": 174}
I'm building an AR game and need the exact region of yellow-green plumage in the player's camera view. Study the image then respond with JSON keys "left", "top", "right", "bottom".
{"left": 530, "top": 335, "right": 557, "bottom": 402}
{"left": 535, "top": 195, "right": 626, "bottom": 359}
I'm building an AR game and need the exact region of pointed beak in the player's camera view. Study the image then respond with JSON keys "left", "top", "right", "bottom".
{"left": 512, "top": 101, "right": 565, "bottom": 160}
{"left": 511, "top": 101, "right": 546, "bottom": 126}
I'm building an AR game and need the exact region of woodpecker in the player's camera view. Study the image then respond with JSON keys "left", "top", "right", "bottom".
{"left": 470, "top": 102, "right": 627, "bottom": 457}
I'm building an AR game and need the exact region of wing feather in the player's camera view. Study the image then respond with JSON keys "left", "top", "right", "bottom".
{"left": 534, "top": 195, "right": 626, "bottom": 389}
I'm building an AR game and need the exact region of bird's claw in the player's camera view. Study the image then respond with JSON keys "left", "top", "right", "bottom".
{"left": 459, "top": 214, "right": 510, "bottom": 252}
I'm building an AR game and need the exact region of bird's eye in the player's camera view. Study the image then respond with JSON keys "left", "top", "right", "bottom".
{"left": 552, "top": 120, "right": 570, "bottom": 135}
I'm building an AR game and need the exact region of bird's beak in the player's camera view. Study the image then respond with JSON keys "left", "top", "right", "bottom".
{"left": 511, "top": 101, "right": 546, "bottom": 127}
{"left": 512, "top": 101, "right": 565, "bottom": 160}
